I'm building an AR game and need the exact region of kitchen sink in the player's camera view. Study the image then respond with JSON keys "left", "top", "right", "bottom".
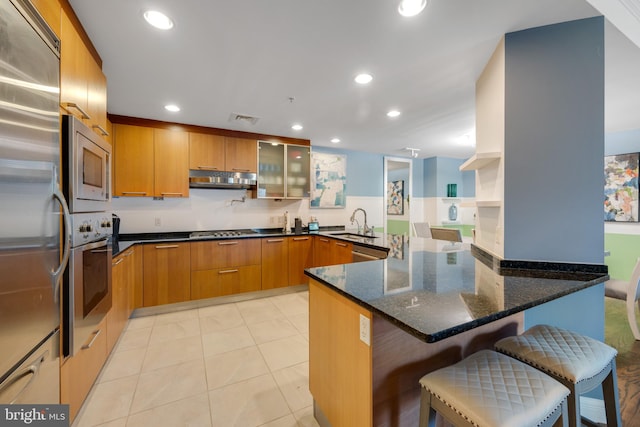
{"left": 329, "top": 232, "right": 379, "bottom": 239}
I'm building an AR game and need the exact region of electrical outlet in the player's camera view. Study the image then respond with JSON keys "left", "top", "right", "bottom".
{"left": 270, "top": 216, "right": 275, "bottom": 225}
{"left": 277, "top": 216, "right": 284, "bottom": 225}
{"left": 154, "top": 217, "right": 161, "bottom": 227}
{"left": 359, "top": 314, "right": 370, "bottom": 346}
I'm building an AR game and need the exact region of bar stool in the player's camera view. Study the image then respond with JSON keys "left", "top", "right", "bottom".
{"left": 495, "top": 324, "right": 621, "bottom": 427}
{"left": 419, "top": 350, "right": 570, "bottom": 427}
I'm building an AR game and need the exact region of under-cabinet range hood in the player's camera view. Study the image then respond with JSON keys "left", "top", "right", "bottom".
{"left": 189, "top": 170, "right": 256, "bottom": 189}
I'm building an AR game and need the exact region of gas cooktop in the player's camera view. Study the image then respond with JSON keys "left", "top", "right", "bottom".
{"left": 189, "top": 229, "right": 258, "bottom": 239}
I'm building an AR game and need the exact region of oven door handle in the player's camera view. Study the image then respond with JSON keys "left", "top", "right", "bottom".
{"left": 52, "top": 186, "right": 72, "bottom": 303}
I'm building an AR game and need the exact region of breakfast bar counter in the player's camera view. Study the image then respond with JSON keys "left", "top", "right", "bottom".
{"left": 303, "top": 237, "right": 608, "bottom": 427}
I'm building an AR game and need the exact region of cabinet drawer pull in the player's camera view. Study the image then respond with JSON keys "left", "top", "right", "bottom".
{"left": 319, "top": 238, "right": 329, "bottom": 242}
{"left": 293, "top": 237, "right": 309, "bottom": 241}
{"left": 92, "top": 124, "right": 109, "bottom": 137}
{"left": 197, "top": 166, "right": 219, "bottom": 170}
{"left": 121, "top": 191, "right": 147, "bottom": 196}
{"left": 267, "top": 239, "right": 284, "bottom": 243}
{"left": 124, "top": 250, "right": 135, "bottom": 257}
{"left": 219, "top": 269, "right": 239, "bottom": 274}
{"left": 231, "top": 168, "right": 250, "bottom": 172}
{"left": 112, "top": 258, "right": 124, "bottom": 266}
{"left": 82, "top": 329, "right": 101, "bottom": 350}
{"left": 161, "top": 192, "right": 184, "bottom": 196}
{"left": 61, "top": 102, "right": 90, "bottom": 119}
{"left": 336, "top": 243, "right": 348, "bottom": 247}
{"left": 217, "top": 241, "right": 239, "bottom": 246}
{"left": 155, "top": 245, "right": 179, "bottom": 249}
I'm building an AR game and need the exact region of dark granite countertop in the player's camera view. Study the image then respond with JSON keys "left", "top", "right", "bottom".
{"left": 304, "top": 237, "right": 608, "bottom": 343}
{"left": 111, "top": 225, "right": 388, "bottom": 257}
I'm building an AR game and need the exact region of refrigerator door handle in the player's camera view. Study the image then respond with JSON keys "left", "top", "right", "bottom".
{"left": 0, "top": 350, "right": 47, "bottom": 404}
{"left": 52, "top": 187, "right": 72, "bottom": 302}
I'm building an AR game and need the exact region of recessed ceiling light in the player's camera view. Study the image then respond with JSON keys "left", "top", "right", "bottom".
{"left": 144, "top": 10, "right": 174, "bottom": 30}
{"left": 164, "top": 104, "right": 180, "bottom": 112}
{"left": 354, "top": 73, "right": 373, "bottom": 85}
{"left": 291, "top": 124, "right": 303, "bottom": 131}
{"left": 331, "top": 138, "right": 341, "bottom": 144}
{"left": 387, "top": 110, "right": 401, "bottom": 118}
{"left": 398, "top": 0, "right": 427, "bottom": 17}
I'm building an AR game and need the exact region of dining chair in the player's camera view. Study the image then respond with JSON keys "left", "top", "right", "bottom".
{"left": 411, "top": 222, "right": 431, "bottom": 238}
{"left": 604, "top": 257, "right": 640, "bottom": 340}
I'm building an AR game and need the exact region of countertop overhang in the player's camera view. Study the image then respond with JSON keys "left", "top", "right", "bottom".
{"left": 304, "top": 241, "right": 608, "bottom": 343}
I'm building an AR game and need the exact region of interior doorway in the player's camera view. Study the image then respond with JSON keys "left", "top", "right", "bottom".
{"left": 383, "top": 157, "right": 412, "bottom": 236}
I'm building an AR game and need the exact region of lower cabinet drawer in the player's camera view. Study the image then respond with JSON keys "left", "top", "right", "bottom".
{"left": 191, "top": 265, "right": 261, "bottom": 299}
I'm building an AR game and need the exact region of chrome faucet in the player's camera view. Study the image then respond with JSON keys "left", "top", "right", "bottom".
{"left": 350, "top": 208, "right": 372, "bottom": 235}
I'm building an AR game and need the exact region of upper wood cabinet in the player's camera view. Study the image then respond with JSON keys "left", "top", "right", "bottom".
{"left": 225, "top": 137, "right": 257, "bottom": 173}
{"left": 113, "top": 125, "right": 189, "bottom": 197}
{"left": 60, "top": 8, "right": 108, "bottom": 138}
{"left": 113, "top": 124, "right": 154, "bottom": 197}
{"left": 31, "top": 0, "right": 61, "bottom": 36}
{"left": 189, "top": 133, "right": 225, "bottom": 171}
{"left": 154, "top": 128, "right": 189, "bottom": 198}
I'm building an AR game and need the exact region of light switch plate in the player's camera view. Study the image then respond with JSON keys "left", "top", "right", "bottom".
{"left": 359, "top": 314, "right": 370, "bottom": 346}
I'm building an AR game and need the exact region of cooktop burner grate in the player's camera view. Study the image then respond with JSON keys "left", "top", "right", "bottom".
{"left": 189, "top": 230, "right": 256, "bottom": 239}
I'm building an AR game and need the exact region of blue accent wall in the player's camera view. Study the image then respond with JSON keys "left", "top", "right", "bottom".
{"left": 312, "top": 146, "right": 384, "bottom": 197}
{"left": 605, "top": 128, "right": 640, "bottom": 155}
{"left": 420, "top": 157, "right": 475, "bottom": 198}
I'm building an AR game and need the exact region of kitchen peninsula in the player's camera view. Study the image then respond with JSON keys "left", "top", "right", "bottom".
{"left": 304, "top": 237, "right": 608, "bottom": 427}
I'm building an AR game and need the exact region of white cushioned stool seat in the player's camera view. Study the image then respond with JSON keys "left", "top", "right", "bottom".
{"left": 419, "top": 350, "right": 570, "bottom": 427}
{"left": 495, "top": 325, "right": 621, "bottom": 427}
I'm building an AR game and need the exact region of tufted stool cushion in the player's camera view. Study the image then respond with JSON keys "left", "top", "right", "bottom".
{"left": 495, "top": 325, "right": 621, "bottom": 427}
{"left": 419, "top": 350, "right": 569, "bottom": 427}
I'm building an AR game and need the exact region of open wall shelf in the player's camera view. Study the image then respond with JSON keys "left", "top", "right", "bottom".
{"left": 459, "top": 152, "right": 501, "bottom": 171}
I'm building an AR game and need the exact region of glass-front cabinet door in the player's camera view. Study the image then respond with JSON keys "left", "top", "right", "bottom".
{"left": 257, "top": 142, "right": 285, "bottom": 198}
{"left": 286, "top": 145, "right": 310, "bottom": 198}
{"left": 257, "top": 141, "right": 310, "bottom": 199}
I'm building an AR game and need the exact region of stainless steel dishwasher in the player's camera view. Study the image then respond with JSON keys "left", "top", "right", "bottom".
{"left": 352, "top": 244, "right": 388, "bottom": 262}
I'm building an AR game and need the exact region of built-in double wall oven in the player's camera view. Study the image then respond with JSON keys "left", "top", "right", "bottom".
{"left": 62, "top": 115, "right": 113, "bottom": 357}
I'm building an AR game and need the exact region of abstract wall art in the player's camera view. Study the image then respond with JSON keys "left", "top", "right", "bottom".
{"left": 604, "top": 153, "right": 639, "bottom": 222}
{"left": 387, "top": 180, "right": 404, "bottom": 215}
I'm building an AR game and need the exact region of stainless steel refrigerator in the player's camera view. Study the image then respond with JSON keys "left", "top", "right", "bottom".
{"left": 0, "top": 0, "right": 69, "bottom": 403}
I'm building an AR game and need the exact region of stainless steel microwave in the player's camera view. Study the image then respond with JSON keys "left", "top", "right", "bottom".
{"left": 62, "top": 115, "right": 111, "bottom": 213}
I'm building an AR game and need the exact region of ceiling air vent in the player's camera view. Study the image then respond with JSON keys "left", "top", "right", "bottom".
{"left": 228, "top": 113, "right": 259, "bottom": 125}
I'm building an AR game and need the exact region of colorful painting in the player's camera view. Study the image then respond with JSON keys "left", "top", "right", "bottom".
{"left": 387, "top": 180, "right": 404, "bottom": 215}
{"left": 604, "top": 153, "right": 639, "bottom": 222}
{"left": 388, "top": 234, "right": 405, "bottom": 259}
{"left": 310, "top": 152, "right": 346, "bottom": 208}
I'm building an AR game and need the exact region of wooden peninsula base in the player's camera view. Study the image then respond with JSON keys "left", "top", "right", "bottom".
{"left": 309, "top": 279, "right": 523, "bottom": 427}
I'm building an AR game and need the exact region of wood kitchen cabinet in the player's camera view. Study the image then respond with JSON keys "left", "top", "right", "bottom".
{"left": 191, "top": 239, "right": 262, "bottom": 299}
{"left": 314, "top": 236, "right": 353, "bottom": 267}
{"left": 60, "top": 316, "right": 107, "bottom": 422}
{"left": 154, "top": 128, "right": 189, "bottom": 197}
{"left": 262, "top": 237, "right": 289, "bottom": 289}
{"left": 113, "top": 125, "right": 189, "bottom": 197}
{"left": 289, "top": 236, "right": 313, "bottom": 286}
{"left": 60, "top": 8, "right": 108, "bottom": 137}
{"left": 189, "top": 134, "right": 257, "bottom": 173}
{"left": 189, "top": 133, "right": 225, "bottom": 171}
{"left": 32, "top": 0, "right": 61, "bottom": 36}
{"left": 113, "top": 124, "right": 154, "bottom": 196}
{"left": 107, "top": 248, "right": 132, "bottom": 353}
{"left": 225, "top": 137, "right": 257, "bottom": 173}
{"left": 143, "top": 243, "right": 191, "bottom": 306}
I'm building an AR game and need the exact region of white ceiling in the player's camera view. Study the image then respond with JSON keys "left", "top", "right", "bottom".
{"left": 68, "top": 0, "right": 640, "bottom": 160}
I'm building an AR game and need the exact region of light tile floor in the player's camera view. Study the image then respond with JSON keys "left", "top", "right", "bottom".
{"left": 74, "top": 291, "right": 320, "bottom": 427}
